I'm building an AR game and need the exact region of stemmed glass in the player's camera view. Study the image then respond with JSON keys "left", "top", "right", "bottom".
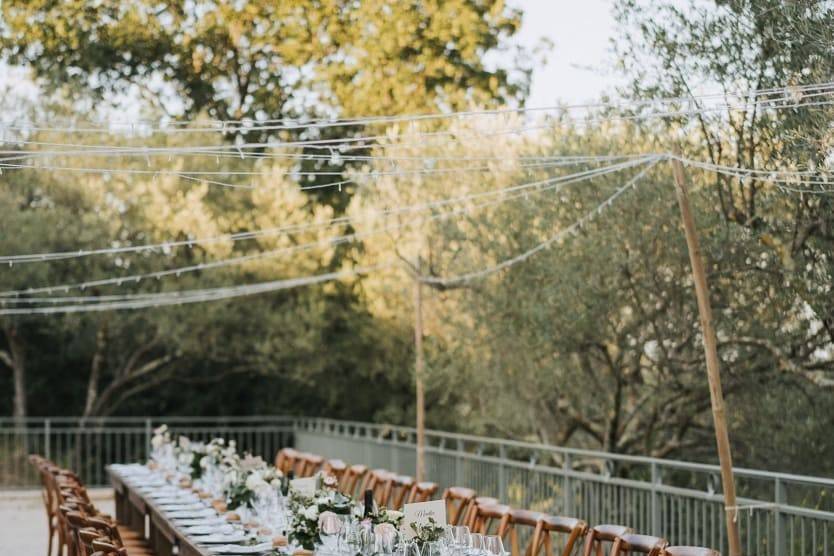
{"left": 467, "top": 533, "right": 486, "bottom": 556}
{"left": 484, "top": 536, "right": 506, "bottom": 556}
{"left": 446, "top": 525, "right": 471, "bottom": 555}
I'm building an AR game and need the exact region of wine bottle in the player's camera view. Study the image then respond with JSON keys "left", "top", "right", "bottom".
{"left": 362, "top": 489, "right": 376, "bottom": 518}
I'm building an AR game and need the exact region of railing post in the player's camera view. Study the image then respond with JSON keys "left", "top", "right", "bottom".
{"left": 455, "top": 438, "right": 464, "bottom": 486}
{"left": 563, "top": 453, "right": 573, "bottom": 516}
{"left": 498, "top": 445, "right": 507, "bottom": 502}
{"left": 651, "top": 462, "right": 661, "bottom": 535}
{"left": 144, "top": 418, "right": 152, "bottom": 461}
{"left": 44, "top": 419, "right": 51, "bottom": 461}
{"left": 774, "top": 478, "right": 786, "bottom": 556}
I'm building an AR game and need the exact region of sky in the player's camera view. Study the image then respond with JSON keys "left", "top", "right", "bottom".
{"left": 510, "top": 0, "right": 621, "bottom": 107}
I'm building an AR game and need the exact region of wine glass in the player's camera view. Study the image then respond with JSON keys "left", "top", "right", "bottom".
{"left": 420, "top": 541, "right": 444, "bottom": 556}
{"left": 484, "top": 536, "right": 506, "bottom": 556}
{"left": 467, "top": 533, "right": 485, "bottom": 556}
{"left": 447, "top": 525, "right": 471, "bottom": 555}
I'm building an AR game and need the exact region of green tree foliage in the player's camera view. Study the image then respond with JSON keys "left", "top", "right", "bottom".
{"left": 1, "top": 0, "right": 528, "bottom": 123}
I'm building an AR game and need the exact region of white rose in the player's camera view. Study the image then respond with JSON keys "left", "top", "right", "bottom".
{"left": 386, "top": 510, "right": 403, "bottom": 521}
{"left": 303, "top": 505, "right": 319, "bottom": 521}
{"left": 151, "top": 435, "right": 164, "bottom": 449}
{"left": 245, "top": 472, "right": 267, "bottom": 492}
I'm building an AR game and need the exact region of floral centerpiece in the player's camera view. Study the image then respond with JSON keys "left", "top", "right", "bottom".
{"left": 223, "top": 454, "right": 283, "bottom": 511}
{"left": 410, "top": 517, "right": 445, "bottom": 547}
{"left": 287, "top": 484, "right": 353, "bottom": 550}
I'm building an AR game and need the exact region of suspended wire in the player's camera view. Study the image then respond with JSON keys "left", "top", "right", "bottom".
{"left": 0, "top": 157, "right": 652, "bottom": 266}
{"left": 0, "top": 156, "right": 657, "bottom": 297}
{"left": 0, "top": 160, "right": 660, "bottom": 314}
{"left": 3, "top": 80, "right": 833, "bottom": 136}
{"left": 2, "top": 84, "right": 833, "bottom": 162}
{"left": 420, "top": 160, "right": 660, "bottom": 287}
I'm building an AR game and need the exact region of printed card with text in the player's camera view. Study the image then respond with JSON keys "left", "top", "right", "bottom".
{"left": 289, "top": 477, "right": 317, "bottom": 497}
{"left": 401, "top": 499, "right": 447, "bottom": 539}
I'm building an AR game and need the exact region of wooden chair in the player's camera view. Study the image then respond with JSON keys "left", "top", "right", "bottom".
{"left": 508, "top": 510, "right": 587, "bottom": 556}
{"left": 663, "top": 547, "right": 720, "bottom": 556}
{"left": 443, "top": 486, "right": 477, "bottom": 525}
{"left": 582, "top": 525, "right": 633, "bottom": 556}
{"left": 323, "top": 459, "right": 348, "bottom": 483}
{"left": 340, "top": 464, "right": 368, "bottom": 497}
{"left": 385, "top": 475, "right": 416, "bottom": 509}
{"left": 294, "top": 453, "right": 324, "bottom": 477}
{"left": 470, "top": 503, "right": 513, "bottom": 538}
{"left": 407, "top": 481, "right": 439, "bottom": 503}
{"left": 465, "top": 496, "right": 499, "bottom": 529}
{"left": 275, "top": 448, "right": 299, "bottom": 475}
{"left": 609, "top": 534, "right": 668, "bottom": 556}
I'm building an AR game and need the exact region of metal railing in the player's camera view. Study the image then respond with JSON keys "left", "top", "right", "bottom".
{"left": 3, "top": 416, "right": 833, "bottom": 556}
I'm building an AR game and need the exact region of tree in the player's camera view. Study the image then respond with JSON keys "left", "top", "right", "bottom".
{"left": 1, "top": 0, "right": 529, "bottom": 126}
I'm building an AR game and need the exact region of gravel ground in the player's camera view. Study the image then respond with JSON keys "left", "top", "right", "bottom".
{"left": 0, "top": 488, "right": 114, "bottom": 554}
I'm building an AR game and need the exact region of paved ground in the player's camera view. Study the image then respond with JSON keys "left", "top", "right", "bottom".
{"left": 0, "top": 488, "right": 113, "bottom": 554}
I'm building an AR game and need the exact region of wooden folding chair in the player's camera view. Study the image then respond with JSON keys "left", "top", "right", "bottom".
{"left": 582, "top": 525, "right": 633, "bottom": 556}
{"left": 465, "top": 496, "right": 499, "bottom": 529}
{"left": 407, "top": 481, "right": 439, "bottom": 503}
{"left": 443, "top": 486, "right": 476, "bottom": 525}
{"left": 470, "top": 503, "right": 513, "bottom": 538}
{"left": 385, "top": 475, "right": 416, "bottom": 509}
{"left": 275, "top": 447, "right": 299, "bottom": 475}
{"left": 323, "top": 459, "right": 348, "bottom": 483}
{"left": 340, "top": 464, "right": 368, "bottom": 497}
{"left": 609, "top": 533, "right": 667, "bottom": 556}
{"left": 508, "top": 510, "right": 587, "bottom": 556}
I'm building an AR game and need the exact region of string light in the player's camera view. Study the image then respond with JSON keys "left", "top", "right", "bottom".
{"left": 0, "top": 157, "right": 658, "bottom": 298}
{"left": 0, "top": 157, "right": 652, "bottom": 266}
{"left": 0, "top": 161, "right": 660, "bottom": 314}
{"left": 3, "top": 80, "right": 833, "bottom": 136}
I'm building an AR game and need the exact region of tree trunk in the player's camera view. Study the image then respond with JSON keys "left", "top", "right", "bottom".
{"left": 2, "top": 325, "right": 27, "bottom": 422}
{"left": 83, "top": 320, "right": 108, "bottom": 418}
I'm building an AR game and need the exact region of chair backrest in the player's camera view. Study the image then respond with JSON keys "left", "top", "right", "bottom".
{"left": 609, "top": 534, "right": 668, "bottom": 556}
{"left": 341, "top": 464, "right": 368, "bottom": 497}
{"left": 368, "top": 469, "right": 396, "bottom": 506}
{"left": 464, "top": 496, "right": 499, "bottom": 529}
{"left": 507, "top": 509, "right": 546, "bottom": 556}
{"left": 470, "top": 503, "right": 512, "bottom": 538}
{"left": 663, "top": 547, "right": 720, "bottom": 556}
{"left": 582, "top": 525, "right": 633, "bottom": 556}
{"left": 323, "top": 459, "right": 348, "bottom": 483}
{"left": 294, "top": 453, "right": 324, "bottom": 477}
{"left": 443, "top": 486, "right": 477, "bottom": 525}
{"left": 507, "top": 511, "right": 587, "bottom": 556}
{"left": 275, "top": 448, "right": 299, "bottom": 475}
{"left": 386, "top": 475, "right": 416, "bottom": 509}
{"left": 407, "top": 481, "right": 439, "bottom": 504}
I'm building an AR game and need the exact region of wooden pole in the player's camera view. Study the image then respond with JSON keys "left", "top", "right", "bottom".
{"left": 414, "top": 256, "right": 426, "bottom": 482}
{"left": 672, "top": 155, "right": 742, "bottom": 556}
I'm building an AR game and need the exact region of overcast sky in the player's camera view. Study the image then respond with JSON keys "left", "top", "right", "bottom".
{"left": 511, "top": 0, "right": 620, "bottom": 107}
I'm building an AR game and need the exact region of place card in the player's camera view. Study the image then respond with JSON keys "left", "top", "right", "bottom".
{"left": 289, "top": 477, "right": 317, "bottom": 497}
{"left": 401, "top": 499, "right": 447, "bottom": 539}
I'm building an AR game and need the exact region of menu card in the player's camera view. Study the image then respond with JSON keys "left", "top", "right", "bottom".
{"left": 289, "top": 477, "right": 317, "bottom": 497}
{"left": 401, "top": 499, "right": 447, "bottom": 539}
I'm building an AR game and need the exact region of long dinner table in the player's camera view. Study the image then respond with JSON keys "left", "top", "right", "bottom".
{"left": 108, "top": 464, "right": 276, "bottom": 556}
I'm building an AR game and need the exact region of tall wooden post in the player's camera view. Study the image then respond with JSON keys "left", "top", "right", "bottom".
{"left": 672, "top": 156, "right": 742, "bottom": 556}
{"left": 414, "top": 257, "right": 426, "bottom": 482}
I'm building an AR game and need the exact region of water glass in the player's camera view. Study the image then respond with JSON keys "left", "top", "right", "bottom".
{"left": 484, "top": 536, "right": 506, "bottom": 556}
{"left": 468, "top": 533, "right": 486, "bottom": 556}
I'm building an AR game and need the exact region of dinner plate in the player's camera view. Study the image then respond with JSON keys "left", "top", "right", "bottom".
{"left": 208, "top": 543, "right": 273, "bottom": 554}
{"left": 159, "top": 503, "right": 207, "bottom": 512}
{"left": 168, "top": 509, "right": 218, "bottom": 519}
{"left": 183, "top": 524, "right": 236, "bottom": 535}
{"left": 174, "top": 518, "right": 228, "bottom": 527}
{"left": 191, "top": 533, "right": 249, "bottom": 544}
